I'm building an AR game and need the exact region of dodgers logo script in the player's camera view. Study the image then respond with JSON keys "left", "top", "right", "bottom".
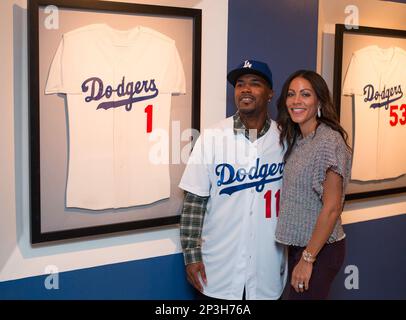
{"left": 81, "top": 76, "right": 159, "bottom": 111}
{"left": 216, "top": 158, "right": 284, "bottom": 195}
{"left": 363, "top": 84, "right": 403, "bottom": 109}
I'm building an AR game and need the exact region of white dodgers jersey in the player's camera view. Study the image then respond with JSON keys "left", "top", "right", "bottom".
{"left": 46, "top": 24, "right": 186, "bottom": 209}
{"left": 179, "top": 117, "right": 287, "bottom": 300}
{"left": 343, "top": 45, "right": 406, "bottom": 181}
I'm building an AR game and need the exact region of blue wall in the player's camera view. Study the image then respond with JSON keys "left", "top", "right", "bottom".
{"left": 0, "top": 254, "right": 194, "bottom": 300}
{"left": 226, "top": 0, "right": 319, "bottom": 119}
{"left": 330, "top": 214, "right": 406, "bottom": 299}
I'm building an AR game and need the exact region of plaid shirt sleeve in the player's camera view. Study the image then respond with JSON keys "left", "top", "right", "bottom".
{"left": 179, "top": 191, "right": 209, "bottom": 265}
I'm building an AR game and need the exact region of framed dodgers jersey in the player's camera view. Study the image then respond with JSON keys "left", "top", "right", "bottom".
{"left": 333, "top": 24, "right": 406, "bottom": 200}
{"left": 28, "top": 0, "right": 201, "bottom": 243}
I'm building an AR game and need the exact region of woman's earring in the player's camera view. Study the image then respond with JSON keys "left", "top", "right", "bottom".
{"left": 317, "top": 104, "right": 322, "bottom": 118}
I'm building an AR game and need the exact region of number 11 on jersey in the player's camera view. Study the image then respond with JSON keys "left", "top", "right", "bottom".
{"left": 264, "top": 189, "right": 280, "bottom": 218}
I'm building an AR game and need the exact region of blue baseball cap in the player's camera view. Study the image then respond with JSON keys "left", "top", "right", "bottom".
{"left": 227, "top": 59, "right": 273, "bottom": 88}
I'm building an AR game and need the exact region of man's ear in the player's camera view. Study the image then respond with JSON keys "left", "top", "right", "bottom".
{"left": 268, "top": 89, "right": 274, "bottom": 101}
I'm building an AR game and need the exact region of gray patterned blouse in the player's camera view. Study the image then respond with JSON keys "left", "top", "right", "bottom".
{"left": 275, "top": 122, "right": 352, "bottom": 247}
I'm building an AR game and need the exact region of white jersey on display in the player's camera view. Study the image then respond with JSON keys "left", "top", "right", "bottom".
{"left": 179, "top": 117, "right": 287, "bottom": 300}
{"left": 45, "top": 24, "right": 186, "bottom": 210}
{"left": 343, "top": 45, "right": 406, "bottom": 181}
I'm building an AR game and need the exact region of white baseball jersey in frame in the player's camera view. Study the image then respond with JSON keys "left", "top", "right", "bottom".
{"left": 179, "top": 117, "right": 287, "bottom": 300}
{"left": 343, "top": 45, "right": 406, "bottom": 181}
{"left": 46, "top": 24, "right": 186, "bottom": 210}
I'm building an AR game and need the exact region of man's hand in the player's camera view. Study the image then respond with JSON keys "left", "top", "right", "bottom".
{"left": 186, "top": 262, "right": 207, "bottom": 292}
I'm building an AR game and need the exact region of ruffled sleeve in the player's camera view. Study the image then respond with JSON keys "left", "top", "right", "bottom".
{"left": 312, "top": 135, "right": 352, "bottom": 200}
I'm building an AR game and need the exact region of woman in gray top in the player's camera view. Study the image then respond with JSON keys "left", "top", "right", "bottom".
{"left": 275, "top": 70, "right": 352, "bottom": 300}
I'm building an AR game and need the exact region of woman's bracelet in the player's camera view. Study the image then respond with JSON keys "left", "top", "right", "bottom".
{"left": 302, "top": 249, "right": 316, "bottom": 263}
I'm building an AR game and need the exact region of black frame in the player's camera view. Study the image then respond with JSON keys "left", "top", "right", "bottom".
{"left": 333, "top": 24, "right": 406, "bottom": 200}
{"left": 28, "top": 0, "right": 201, "bottom": 243}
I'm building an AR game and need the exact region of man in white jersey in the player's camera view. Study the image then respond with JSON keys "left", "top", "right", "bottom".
{"left": 45, "top": 24, "right": 185, "bottom": 210}
{"left": 179, "top": 60, "right": 287, "bottom": 300}
{"left": 342, "top": 45, "right": 406, "bottom": 181}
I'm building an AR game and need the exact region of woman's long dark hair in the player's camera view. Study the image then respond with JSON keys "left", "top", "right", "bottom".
{"left": 277, "top": 70, "right": 351, "bottom": 161}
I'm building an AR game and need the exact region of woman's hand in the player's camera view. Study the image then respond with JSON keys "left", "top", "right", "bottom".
{"left": 291, "top": 258, "right": 313, "bottom": 293}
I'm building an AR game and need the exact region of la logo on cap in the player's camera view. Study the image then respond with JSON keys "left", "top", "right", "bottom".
{"left": 243, "top": 60, "right": 252, "bottom": 68}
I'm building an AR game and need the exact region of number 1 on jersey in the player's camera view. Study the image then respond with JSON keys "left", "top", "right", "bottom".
{"left": 145, "top": 104, "right": 153, "bottom": 133}
{"left": 264, "top": 189, "right": 280, "bottom": 218}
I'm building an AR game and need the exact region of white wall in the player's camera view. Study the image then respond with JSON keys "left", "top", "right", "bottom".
{"left": 317, "top": 0, "right": 406, "bottom": 225}
{"left": 0, "top": 0, "right": 228, "bottom": 282}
